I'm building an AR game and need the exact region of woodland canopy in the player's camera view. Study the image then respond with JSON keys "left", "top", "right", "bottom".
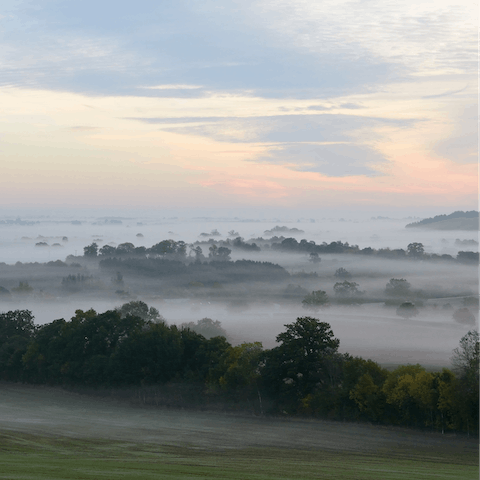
{"left": 0, "top": 307, "right": 477, "bottom": 436}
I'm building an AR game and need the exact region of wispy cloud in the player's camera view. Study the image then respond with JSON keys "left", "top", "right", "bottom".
{"left": 422, "top": 86, "right": 468, "bottom": 99}
{"left": 148, "top": 113, "right": 416, "bottom": 144}
{"left": 246, "top": 143, "right": 386, "bottom": 177}
{"left": 339, "top": 103, "right": 364, "bottom": 109}
{"left": 0, "top": 2, "right": 394, "bottom": 97}
{"left": 141, "top": 84, "right": 203, "bottom": 90}
{"left": 306, "top": 105, "right": 331, "bottom": 111}
{"left": 252, "top": 0, "right": 476, "bottom": 76}
{"left": 1, "top": 1, "right": 475, "bottom": 98}
{"left": 68, "top": 125, "right": 100, "bottom": 131}
{"left": 123, "top": 116, "right": 225, "bottom": 124}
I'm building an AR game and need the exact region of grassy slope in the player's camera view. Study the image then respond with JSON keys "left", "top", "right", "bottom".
{"left": 0, "top": 385, "right": 478, "bottom": 479}
{"left": 0, "top": 432, "right": 478, "bottom": 480}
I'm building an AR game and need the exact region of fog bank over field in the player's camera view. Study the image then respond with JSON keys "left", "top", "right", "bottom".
{"left": 0, "top": 209, "right": 477, "bottom": 264}
{"left": 2, "top": 384, "right": 474, "bottom": 455}
{"left": 0, "top": 210, "right": 477, "bottom": 368}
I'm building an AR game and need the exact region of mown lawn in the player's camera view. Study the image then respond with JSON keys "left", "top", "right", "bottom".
{"left": 0, "top": 431, "right": 477, "bottom": 480}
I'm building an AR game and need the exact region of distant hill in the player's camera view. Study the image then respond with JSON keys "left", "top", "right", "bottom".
{"left": 406, "top": 211, "right": 479, "bottom": 231}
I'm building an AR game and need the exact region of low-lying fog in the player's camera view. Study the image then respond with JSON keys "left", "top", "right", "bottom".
{"left": 0, "top": 210, "right": 478, "bottom": 368}
{"left": 1, "top": 213, "right": 477, "bottom": 264}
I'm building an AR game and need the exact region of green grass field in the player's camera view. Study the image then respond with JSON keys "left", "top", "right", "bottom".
{"left": 0, "top": 431, "right": 477, "bottom": 480}
{"left": 0, "top": 385, "right": 477, "bottom": 479}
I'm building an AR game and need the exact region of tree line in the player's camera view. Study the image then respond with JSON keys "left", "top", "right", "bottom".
{"left": 0, "top": 304, "right": 477, "bottom": 435}
{"left": 269, "top": 239, "right": 478, "bottom": 264}
{"left": 80, "top": 238, "right": 479, "bottom": 265}
{"left": 99, "top": 258, "right": 289, "bottom": 285}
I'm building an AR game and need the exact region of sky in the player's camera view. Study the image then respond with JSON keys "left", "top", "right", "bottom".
{"left": 0, "top": 0, "right": 477, "bottom": 215}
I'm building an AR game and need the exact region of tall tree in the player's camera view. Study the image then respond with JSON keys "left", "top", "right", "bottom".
{"left": 262, "top": 317, "right": 340, "bottom": 410}
{"left": 83, "top": 242, "right": 98, "bottom": 257}
{"left": 0, "top": 310, "right": 36, "bottom": 381}
{"left": 407, "top": 242, "right": 425, "bottom": 259}
{"left": 116, "top": 301, "right": 164, "bottom": 323}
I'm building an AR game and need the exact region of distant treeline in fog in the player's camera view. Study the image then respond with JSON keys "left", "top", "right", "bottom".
{"left": 0, "top": 235, "right": 477, "bottom": 317}
{"left": 99, "top": 258, "right": 289, "bottom": 284}
{"left": 0, "top": 305, "right": 477, "bottom": 435}
{"left": 79, "top": 237, "right": 479, "bottom": 264}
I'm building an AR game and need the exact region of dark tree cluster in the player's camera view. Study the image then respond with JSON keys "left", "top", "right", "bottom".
{"left": 18, "top": 308, "right": 228, "bottom": 387}
{"left": 99, "top": 258, "right": 290, "bottom": 285}
{"left": 86, "top": 240, "right": 188, "bottom": 260}
{"left": 191, "top": 237, "right": 261, "bottom": 254}
{"left": 272, "top": 238, "right": 353, "bottom": 254}
{"left": 0, "top": 308, "right": 477, "bottom": 434}
{"left": 456, "top": 251, "right": 479, "bottom": 264}
{"left": 231, "top": 237, "right": 261, "bottom": 252}
{"left": 207, "top": 244, "right": 232, "bottom": 261}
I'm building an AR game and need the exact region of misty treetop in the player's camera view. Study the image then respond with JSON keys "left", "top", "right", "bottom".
{"left": 179, "top": 317, "right": 228, "bottom": 340}
{"left": 231, "top": 237, "right": 261, "bottom": 252}
{"left": 452, "top": 308, "right": 477, "bottom": 326}
{"left": 61, "top": 274, "right": 96, "bottom": 293}
{"left": 396, "top": 302, "right": 419, "bottom": 319}
{"left": 83, "top": 242, "right": 99, "bottom": 257}
{"left": 0, "top": 309, "right": 36, "bottom": 340}
{"left": 302, "top": 290, "right": 330, "bottom": 311}
{"left": 456, "top": 251, "right": 479, "bottom": 264}
{"left": 333, "top": 281, "right": 364, "bottom": 298}
{"left": 308, "top": 252, "right": 321, "bottom": 264}
{"left": 334, "top": 267, "right": 351, "bottom": 279}
{"left": 263, "top": 226, "right": 305, "bottom": 236}
{"left": 451, "top": 330, "right": 478, "bottom": 372}
{"left": 207, "top": 244, "right": 232, "bottom": 261}
{"left": 407, "top": 242, "right": 425, "bottom": 258}
{"left": 115, "top": 300, "right": 165, "bottom": 323}
{"left": 385, "top": 278, "right": 411, "bottom": 297}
